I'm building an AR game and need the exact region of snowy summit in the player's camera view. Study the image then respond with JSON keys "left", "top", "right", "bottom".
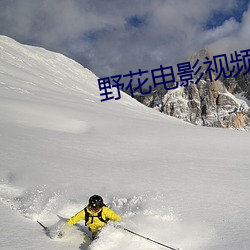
{"left": 0, "top": 36, "right": 250, "bottom": 250}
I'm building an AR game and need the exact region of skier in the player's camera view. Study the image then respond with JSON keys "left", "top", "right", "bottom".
{"left": 66, "top": 194, "right": 122, "bottom": 239}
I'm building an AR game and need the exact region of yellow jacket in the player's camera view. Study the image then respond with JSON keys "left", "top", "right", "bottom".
{"left": 67, "top": 206, "right": 121, "bottom": 233}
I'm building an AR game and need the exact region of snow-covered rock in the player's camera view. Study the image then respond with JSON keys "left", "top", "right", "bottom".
{"left": 130, "top": 49, "right": 250, "bottom": 130}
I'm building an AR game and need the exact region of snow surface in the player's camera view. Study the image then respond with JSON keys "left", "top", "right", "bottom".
{"left": 0, "top": 35, "right": 250, "bottom": 250}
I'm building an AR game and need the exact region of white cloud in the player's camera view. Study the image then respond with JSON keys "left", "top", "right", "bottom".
{"left": 200, "top": 18, "right": 240, "bottom": 46}
{"left": 208, "top": 3, "right": 250, "bottom": 55}
{"left": 0, "top": 0, "right": 248, "bottom": 77}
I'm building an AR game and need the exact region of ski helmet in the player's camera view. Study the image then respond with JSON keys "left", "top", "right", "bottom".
{"left": 89, "top": 195, "right": 104, "bottom": 210}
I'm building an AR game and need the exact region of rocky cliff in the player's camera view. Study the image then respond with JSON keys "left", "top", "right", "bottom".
{"left": 123, "top": 49, "right": 250, "bottom": 130}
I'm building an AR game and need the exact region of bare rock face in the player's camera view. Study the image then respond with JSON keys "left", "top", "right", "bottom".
{"left": 126, "top": 49, "right": 250, "bottom": 130}
{"left": 155, "top": 75, "right": 249, "bottom": 129}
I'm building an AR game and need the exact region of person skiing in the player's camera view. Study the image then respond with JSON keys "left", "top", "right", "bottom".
{"left": 66, "top": 194, "right": 121, "bottom": 239}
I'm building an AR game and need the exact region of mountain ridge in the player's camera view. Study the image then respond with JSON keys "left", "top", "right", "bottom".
{"left": 123, "top": 48, "right": 250, "bottom": 130}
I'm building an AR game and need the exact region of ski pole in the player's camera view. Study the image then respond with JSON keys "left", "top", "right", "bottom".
{"left": 37, "top": 220, "right": 48, "bottom": 231}
{"left": 122, "top": 227, "right": 180, "bottom": 250}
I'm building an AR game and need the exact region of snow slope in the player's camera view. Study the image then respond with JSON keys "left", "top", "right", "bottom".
{"left": 0, "top": 36, "right": 249, "bottom": 250}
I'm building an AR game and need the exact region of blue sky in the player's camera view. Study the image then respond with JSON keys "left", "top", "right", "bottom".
{"left": 206, "top": 0, "right": 249, "bottom": 28}
{"left": 0, "top": 0, "right": 249, "bottom": 78}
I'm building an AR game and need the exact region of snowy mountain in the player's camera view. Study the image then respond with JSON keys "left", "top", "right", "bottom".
{"left": 128, "top": 49, "right": 250, "bottom": 130}
{"left": 0, "top": 36, "right": 250, "bottom": 250}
